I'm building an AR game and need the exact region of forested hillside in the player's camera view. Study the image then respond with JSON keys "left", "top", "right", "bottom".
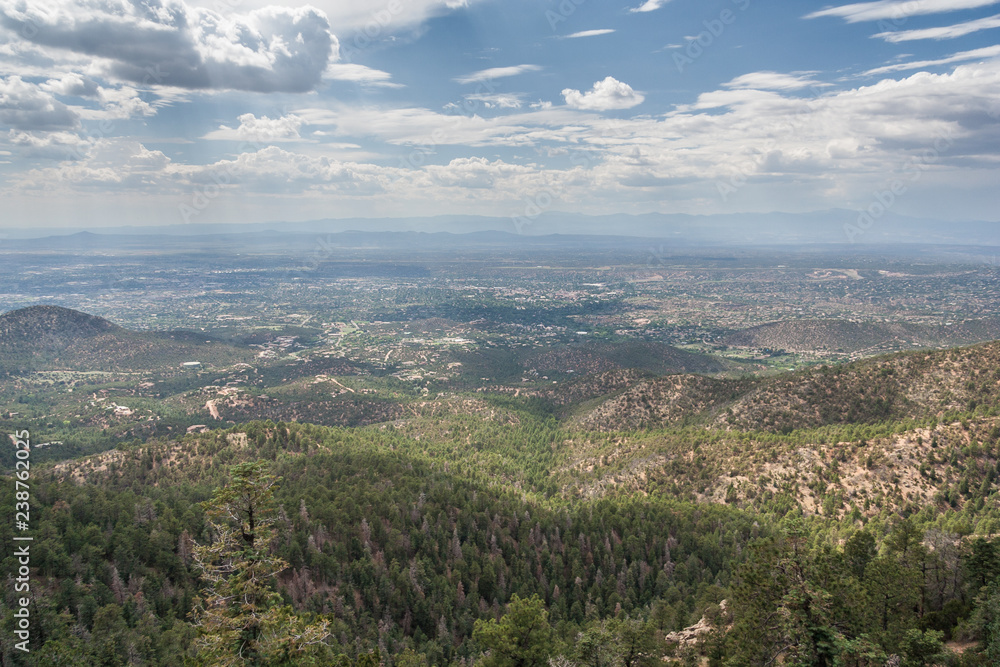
{"left": 3, "top": 414, "right": 1000, "bottom": 665}
{"left": 4, "top": 305, "right": 1000, "bottom": 664}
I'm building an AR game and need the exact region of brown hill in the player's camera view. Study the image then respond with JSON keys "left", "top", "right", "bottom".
{"left": 722, "top": 317, "right": 1000, "bottom": 354}
{"left": 0, "top": 305, "right": 250, "bottom": 374}
{"left": 576, "top": 339, "right": 1000, "bottom": 433}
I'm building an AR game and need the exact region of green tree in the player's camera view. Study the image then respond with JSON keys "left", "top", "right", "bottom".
{"left": 191, "top": 460, "right": 331, "bottom": 666}
{"left": 899, "top": 628, "right": 946, "bottom": 667}
{"left": 966, "top": 537, "right": 1000, "bottom": 592}
{"left": 473, "top": 594, "right": 553, "bottom": 667}
{"left": 843, "top": 530, "right": 877, "bottom": 580}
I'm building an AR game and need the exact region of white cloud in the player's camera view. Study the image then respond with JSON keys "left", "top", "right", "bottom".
{"left": 805, "top": 0, "right": 1000, "bottom": 23}
{"left": 724, "top": 71, "right": 828, "bottom": 91}
{"left": 873, "top": 13, "right": 1000, "bottom": 41}
{"left": 219, "top": 0, "right": 481, "bottom": 35}
{"left": 7, "top": 53, "right": 1000, "bottom": 223}
{"left": 15, "top": 140, "right": 172, "bottom": 190}
{"left": 458, "top": 93, "right": 524, "bottom": 109}
{"left": 562, "top": 76, "right": 645, "bottom": 110}
{"left": 203, "top": 113, "right": 304, "bottom": 142}
{"left": 295, "top": 104, "right": 539, "bottom": 147}
{"left": 454, "top": 64, "right": 541, "bottom": 84}
{"left": 630, "top": 0, "right": 670, "bottom": 13}
{"left": 563, "top": 29, "right": 615, "bottom": 39}
{"left": 324, "top": 63, "right": 402, "bottom": 87}
{"left": 0, "top": 0, "right": 337, "bottom": 93}
{"left": 40, "top": 73, "right": 100, "bottom": 98}
{"left": 6, "top": 129, "right": 91, "bottom": 159}
{"left": 89, "top": 86, "right": 157, "bottom": 120}
{"left": 0, "top": 76, "right": 79, "bottom": 130}
{"left": 864, "top": 44, "right": 1000, "bottom": 75}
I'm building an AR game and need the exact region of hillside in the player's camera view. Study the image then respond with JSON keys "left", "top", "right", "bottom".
{"left": 1, "top": 422, "right": 758, "bottom": 664}
{"left": 722, "top": 317, "right": 1000, "bottom": 354}
{"left": 559, "top": 413, "right": 1000, "bottom": 524}
{"left": 0, "top": 305, "right": 251, "bottom": 375}
{"left": 575, "top": 338, "right": 1000, "bottom": 433}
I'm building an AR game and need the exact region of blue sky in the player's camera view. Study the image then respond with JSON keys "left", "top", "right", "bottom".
{"left": 0, "top": 0, "right": 999, "bottom": 229}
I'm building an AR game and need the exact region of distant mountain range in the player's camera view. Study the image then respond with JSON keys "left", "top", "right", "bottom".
{"left": 2, "top": 209, "right": 999, "bottom": 249}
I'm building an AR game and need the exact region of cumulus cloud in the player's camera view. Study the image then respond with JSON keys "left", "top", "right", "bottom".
{"left": 89, "top": 86, "right": 157, "bottom": 120}
{"left": 203, "top": 113, "right": 304, "bottom": 142}
{"left": 15, "top": 140, "right": 172, "bottom": 190}
{"left": 425, "top": 156, "right": 532, "bottom": 189}
{"left": 6, "top": 129, "right": 91, "bottom": 159}
{"left": 454, "top": 64, "right": 541, "bottom": 84}
{"left": 8, "top": 50, "right": 1000, "bottom": 223}
{"left": 41, "top": 73, "right": 100, "bottom": 98}
{"left": 0, "top": 0, "right": 337, "bottom": 93}
{"left": 241, "top": 0, "right": 479, "bottom": 34}
{"left": 630, "top": 0, "right": 670, "bottom": 13}
{"left": 805, "top": 0, "right": 1000, "bottom": 23}
{"left": 873, "top": 13, "right": 1000, "bottom": 41}
{"left": 179, "top": 145, "right": 389, "bottom": 194}
{"left": 459, "top": 93, "right": 524, "bottom": 109}
{"left": 0, "top": 76, "right": 80, "bottom": 130}
{"left": 562, "top": 76, "right": 645, "bottom": 110}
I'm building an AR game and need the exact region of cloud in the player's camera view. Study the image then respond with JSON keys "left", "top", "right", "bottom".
{"left": 0, "top": 0, "right": 337, "bottom": 93}
{"left": 0, "top": 76, "right": 80, "bottom": 130}
{"left": 454, "top": 64, "right": 541, "bottom": 84}
{"left": 88, "top": 86, "right": 157, "bottom": 120}
{"left": 236, "top": 0, "right": 480, "bottom": 34}
{"left": 864, "top": 44, "right": 1000, "bottom": 75}
{"left": 6, "top": 129, "right": 91, "bottom": 159}
{"left": 805, "top": 0, "right": 1000, "bottom": 23}
{"left": 724, "top": 71, "right": 828, "bottom": 91}
{"left": 8, "top": 46, "right": 1000, "bottom": 223}
{"left": 295, "top": 104, "right": 540, "bottom": 147}
{"left": 203, "top": 113, "right": 304, "bottom": 142}
{"left": 562, "top": 29, "right": 615, "bottom": 38}
{"left": 179, "top": 145, "right": 389, "bottom": 195}
{"left": 324, "top": 63, "right": 402, "bottom": 87}
{"left": 15, "top": 140, "right": 172, "bottom": 190}
{"left": 873, "top": 13, "right": 1000, "bottom": 41}
{"left": 562, "top": 76, "right": 645, "bottom": 110}
{"left": 40, "top": 73, "right": 100, "bottom": 98}
{"left": 630, "top": 0, "right": 670, "bottom": 13}
{"left": 457, "top": 93, "right": 525, "bottom": 109}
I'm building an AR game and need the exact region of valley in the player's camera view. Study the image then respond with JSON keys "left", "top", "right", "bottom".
{"left": 2, "top": 232, "right": 1000, "bottom": 665}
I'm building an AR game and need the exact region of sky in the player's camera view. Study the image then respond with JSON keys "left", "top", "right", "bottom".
{"left": 0, "top": 0, "right": 999, "bottom": 230}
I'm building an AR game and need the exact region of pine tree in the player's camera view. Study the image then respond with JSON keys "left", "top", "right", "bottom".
{"left": 191, "top": 460, "right": 332, "bottom": 665}
{"left": 473, "top": 594, "right": 553, "bottom": 667}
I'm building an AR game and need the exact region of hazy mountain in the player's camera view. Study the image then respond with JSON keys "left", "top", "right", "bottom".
{"left": 3, "top": 209, "right": 999, "bottom": 248}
